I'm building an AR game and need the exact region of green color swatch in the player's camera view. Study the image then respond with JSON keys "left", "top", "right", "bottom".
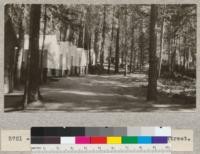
{"left": 122, "top": 136, "right": 138, "bottom": 144}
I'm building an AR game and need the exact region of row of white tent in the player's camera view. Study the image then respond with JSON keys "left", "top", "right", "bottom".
{"left": 23, "top": 35, "right": 96, "bottom": 76}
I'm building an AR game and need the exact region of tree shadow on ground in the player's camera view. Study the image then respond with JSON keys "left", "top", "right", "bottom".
{"left": 5, "top": 74, "right": 195, "bottom": 112}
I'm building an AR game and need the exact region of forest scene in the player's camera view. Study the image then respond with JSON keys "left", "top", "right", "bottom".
{"left": 4, "top": 4, "right": 196, "bottom": 112}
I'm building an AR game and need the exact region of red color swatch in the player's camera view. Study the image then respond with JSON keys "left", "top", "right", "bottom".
{"left": 91, "top": 137, "right": 107, "bottom": 144}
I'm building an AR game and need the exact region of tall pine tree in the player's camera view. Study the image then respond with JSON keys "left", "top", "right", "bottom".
{"left": 147, "top": 5, "right": 158, "bottom": 101}
{"left": 23, "top": 4, "right": 41, "bottom": 106}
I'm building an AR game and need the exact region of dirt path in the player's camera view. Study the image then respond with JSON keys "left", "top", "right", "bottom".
{"left": 23, "top": 74, "right": 195, "bottom": 112}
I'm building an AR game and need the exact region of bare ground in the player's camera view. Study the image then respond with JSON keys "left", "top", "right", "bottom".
{"left": 7, "top": 73, "right": 195, "bottom": 112}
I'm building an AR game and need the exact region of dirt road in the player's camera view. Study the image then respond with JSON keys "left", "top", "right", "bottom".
{"left": 22, "top": 74, "right": 195, "bottom": 112}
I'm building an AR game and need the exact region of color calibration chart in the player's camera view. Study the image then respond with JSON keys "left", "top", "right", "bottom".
{"left": 0, "top": 127, "right": 193, "bottom": 153}
{"left": 31, "top": 127, "right": 171, "bottom": 154}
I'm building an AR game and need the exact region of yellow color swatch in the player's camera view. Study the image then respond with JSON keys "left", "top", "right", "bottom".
{"left": 107, "top": 137, "right": 122, "bottom": 144}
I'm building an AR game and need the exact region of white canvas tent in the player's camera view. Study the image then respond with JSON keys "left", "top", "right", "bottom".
{"left": 59, "top": 42, "right": 89, "bottom": 76}
{"left": 59, "top": 41, "right": 69, "bottom": 74}
{"left": 23, "top": 35, "right": 93, "bottom": 78}
{"left": 24, "top": 35, "right": 65, "bottom": 78}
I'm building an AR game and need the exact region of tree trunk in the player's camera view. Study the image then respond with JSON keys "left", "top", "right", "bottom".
{"left": 93, "top": 26, "right": 99, "bottom": 65}
{"left": 171, "top": 33, "right": 177, "bottom": 76}
{"left": 78, "top": 25, "right": 83, "bottom": 48}
{"left": 187, "top": 47, "right": 190, "bottom": 71}
{"left": 82, "top": 21, "right": 86, "bottom": 48}
{"left": 183, "top": 36, "right": 187, "bottom": 73}
{"left": 88, "top": 33, "right": 92, "bottom": 71}
{"left": 130, "top": 23, "right": 135, "bottom": 73}
{"left": 9, "top": 48, "right": 16, "bottom": 93}
{"left": 14, "top": 5, "right": 25, "bottom": 89}
{"left": 121, "top": 51, "right": 124, "bottom": 66}
{"left": 5, "top": 8, "right": 18, "bottom": 93}
{"left": 78, "top": 11, "right": 85, "bottom": 48}
{"left": 167, "top": 26, "right": 172, "bottom": 73}
{"left": 133, "top": 25, "right": 137, "bottom": 72}
{"left": 147, "top": 5, "right": 158, "bottom": 101}
{"left": 108, "top": 7, "right": 115, "bottom": 74}
{"left": 178, "top": 36, "right": 181, "bottom": 72}
{"left": 23, "top": 4, "right": 41, "bottom": 106}
{"left": 40, "top": 5, "right": 47, "bottom": 84}
{"left": 115, "top": 11, "right": 120, "bottom": 74}
{"left": 158, "top": 17, "right": 165, "bottom": 78}
{"left": 68, "top": 26, "right": 75, "bottom": 44}
{"left": 124, "top": 7, "right": 128, "bottom": 76}
{"left": 63, "top": 25, "right": 69, "bottom": 41}
{"left": 139, "top": 20, "right": 144, "bottom": 72}
{"left": 59, "top": 27, "right": 62, "bottom": 42}
{"left": 107, "top": 45, "right": 112, "bottom": 74}
{"left": 100, "top": 6, "right": 106, "bottom": 68}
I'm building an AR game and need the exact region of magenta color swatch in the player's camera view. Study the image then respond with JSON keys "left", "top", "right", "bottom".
{"left": 75, "top": 136, "right": 91, "bottom": 144}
